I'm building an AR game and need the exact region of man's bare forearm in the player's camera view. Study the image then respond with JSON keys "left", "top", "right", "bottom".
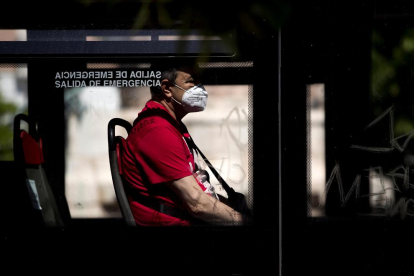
{"left": 187, "top": 186, "right": 246, "bottom": 225}
{"left": 170, "top": 175, "right": 249, "bottom": 225}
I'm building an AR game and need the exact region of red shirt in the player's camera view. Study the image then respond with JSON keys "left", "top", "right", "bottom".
{"left": 122, "top": 100, "right": 206, "bottom": 226}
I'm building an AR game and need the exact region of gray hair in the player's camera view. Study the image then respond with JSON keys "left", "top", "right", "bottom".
{"left": 150, "top": 58, "right": 199, "bottom": 99}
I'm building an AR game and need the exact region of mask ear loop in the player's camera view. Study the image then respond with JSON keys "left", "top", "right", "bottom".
{"left": 173, "top": 83, "right": 202, "bottom": 92}
{"left": 167, "top": 81, "right": 184, "bottom": 106}
{"left": 173, "top": 83, "right": 187, "bottom": 92}
{"left": 171, "top": 96, "right": 183, "bottom": 106}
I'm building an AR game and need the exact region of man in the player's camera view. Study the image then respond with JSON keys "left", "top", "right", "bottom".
{"left": 122, "top": 59, "right": 248, "bottom": 226}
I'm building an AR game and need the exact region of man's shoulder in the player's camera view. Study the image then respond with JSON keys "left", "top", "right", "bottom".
{"left": 129, "top": 113, "right": 179, "bottom": 139}
{"left": 132, "top": 116, "right": 166, "bottom": 133}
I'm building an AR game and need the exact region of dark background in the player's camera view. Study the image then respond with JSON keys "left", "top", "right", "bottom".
{"left": 1, "top": 1, "right": 280, "bottom": 275}
{"left": 2, "top": 1, "right": 414, "bottom": 275}
{"left": 282, "top": 2, "right": 414, "bottom": 276}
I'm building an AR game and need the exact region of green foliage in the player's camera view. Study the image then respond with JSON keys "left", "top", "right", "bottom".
{"left": 0, "top": 92, "right": 18, "bottom": 161}
{"left": 371, "top": 28, "right": 414, "bottom": 137}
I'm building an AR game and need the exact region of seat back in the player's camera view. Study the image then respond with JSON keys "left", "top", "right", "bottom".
{"left": 13, "top": 113, "right": 65, "bottom": 227}
{"left": 108, "top": 118, "right": 136, "bottom": 227}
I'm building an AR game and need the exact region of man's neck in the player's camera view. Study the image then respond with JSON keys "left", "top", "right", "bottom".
{"left": 155, "top": 99, "right": 186, "bottom": 121}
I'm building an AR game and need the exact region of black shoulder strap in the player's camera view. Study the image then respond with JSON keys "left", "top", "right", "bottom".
{"left": 183, "top": 136, "right": 236, "bottom": 197}
{"left": 185, "top": 136, "right": 253, "bottom": 218}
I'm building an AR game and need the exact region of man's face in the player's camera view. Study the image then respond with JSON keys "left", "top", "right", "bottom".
{"left": 171, "top": 66, "right": 201, "bottom": 103}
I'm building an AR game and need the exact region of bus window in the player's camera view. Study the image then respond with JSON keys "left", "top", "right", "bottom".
{"left": 0, "top": 63, "right": 28, "bottom": 161}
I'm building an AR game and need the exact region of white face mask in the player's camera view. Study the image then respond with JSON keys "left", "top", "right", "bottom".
{"left": 171, "top": 83, "right": 208, "bottom": 112}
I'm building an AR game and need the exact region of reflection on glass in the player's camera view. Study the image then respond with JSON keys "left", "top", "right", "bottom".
{"left": 368, "top": 168, "right": 395, "bottom": 215}
{"left": 0, "top": 30, "right": 27, "bottom": 41}
{"left": 367, "top": 23, "right": 414, "bottom": 218}
{"left": 0, "top": 65, "right": 28, "bottom": 160}
{"left": 86, "top": 36, "right": 152, "bottom": 41}
{"left": 158, "top": 35, "right": 221, "bottom": 41}
{"left": 308, "top": 83, "right": 326, "bottom": 217}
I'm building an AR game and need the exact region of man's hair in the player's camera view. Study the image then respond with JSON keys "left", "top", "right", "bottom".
{"left": 150, "top": 58, "right": 199, "bottom": 100}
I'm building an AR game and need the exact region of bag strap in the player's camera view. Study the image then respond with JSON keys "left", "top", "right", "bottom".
{"left": 185, "top": 136, "right": 254, "bottom": 219}
{"left": 132, "top": 192, "right": 193, "bottom": 221}
{"left": 183, "top": 136, "right": 236, "bottom": 197}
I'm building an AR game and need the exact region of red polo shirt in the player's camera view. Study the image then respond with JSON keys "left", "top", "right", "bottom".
{"left": 122, "top": 100, "right": 206, "bottom": 226}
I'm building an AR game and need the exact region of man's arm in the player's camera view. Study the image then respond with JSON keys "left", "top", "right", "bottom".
{"left": 168, "top": 175, "right": 247, "bottom": 225}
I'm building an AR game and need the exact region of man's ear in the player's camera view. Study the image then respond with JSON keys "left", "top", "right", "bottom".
{"left": 161, "top": 79, "right": 172, "bottom": 98}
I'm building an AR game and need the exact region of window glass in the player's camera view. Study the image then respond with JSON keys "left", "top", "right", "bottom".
{"left": 0, "top": 64, "right": 28, "bottom": 161}
{"left": 64, "top": 63, "right": 253, "bottom": 219}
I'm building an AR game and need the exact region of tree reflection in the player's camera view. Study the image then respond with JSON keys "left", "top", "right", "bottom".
{"left": 0, "top": 92, "right": 17, "bottom": 160}
{"left": 371, "top": 26, "right": 414, "bottom": 137}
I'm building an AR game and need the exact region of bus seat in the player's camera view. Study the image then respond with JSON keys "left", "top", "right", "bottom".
{"left": 108, "top": 118, "right": 136, "bottom": 227}
{"left": 13, "top": 113, "right": 65, "bottom": 227}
